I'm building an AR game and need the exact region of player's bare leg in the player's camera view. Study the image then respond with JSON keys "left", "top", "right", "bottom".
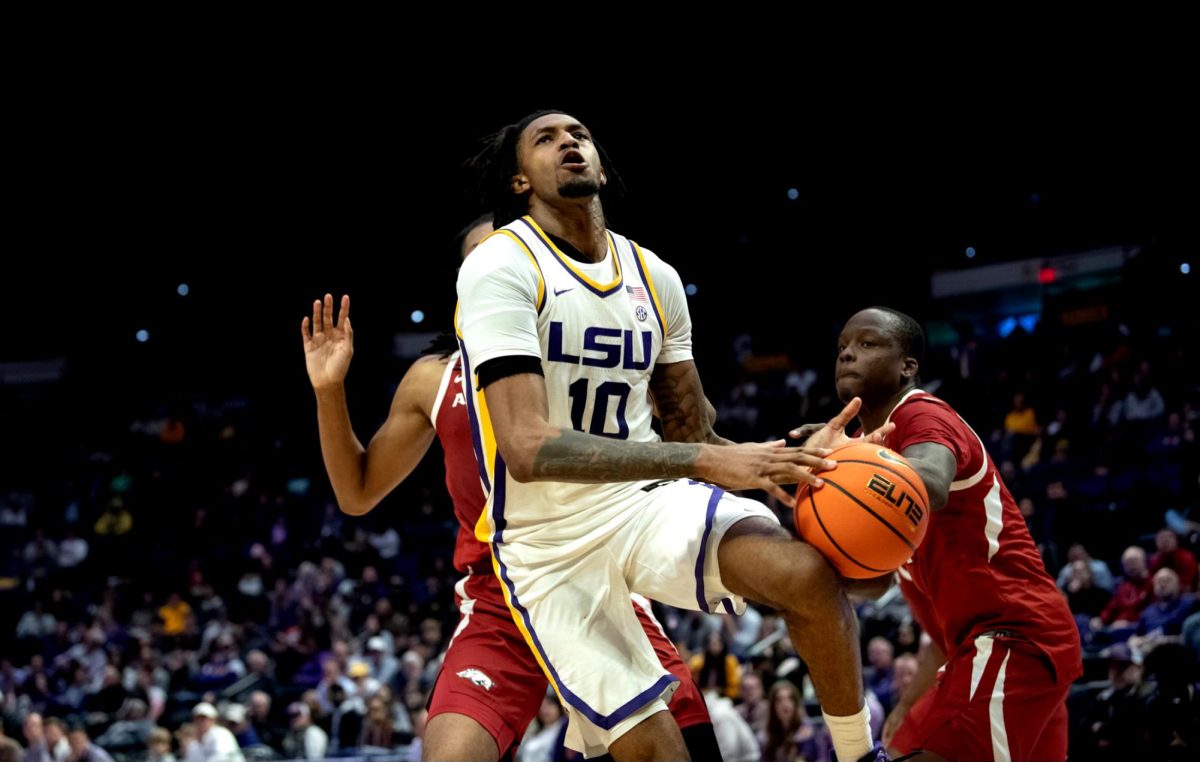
{"left": 606, "top": 709, "right": 689, "bottom": 762}
{"left": 718, "top": 517, "right": 870, "bottom": 759}
{"left": 423, "top": 713, "right": 499, "bottom": 762}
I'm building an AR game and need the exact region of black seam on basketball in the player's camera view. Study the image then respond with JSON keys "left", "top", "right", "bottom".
{"left": 808, "top": 491, "right": 890, "bottom": 574}
{"left": 820, "top": 477, "right": 917, "bottom": 551}
{"left": 836, "top": 459, "right": 927, "bottom": 503}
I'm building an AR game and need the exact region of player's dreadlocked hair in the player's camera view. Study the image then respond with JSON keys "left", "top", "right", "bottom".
{"left": 464, "top": 110, "right": 625, "bottom": 228}
{"left": 868, "top": 306, "right": 926, "bottom": 366}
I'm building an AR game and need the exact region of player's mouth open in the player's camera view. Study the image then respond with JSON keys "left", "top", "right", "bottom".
{"left": 561, "top": 150, "right": 586, "bottom": 169}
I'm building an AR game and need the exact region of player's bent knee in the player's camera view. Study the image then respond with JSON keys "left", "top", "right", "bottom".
{"left": 719, "top": 517, "right": 840, "bottom": 612}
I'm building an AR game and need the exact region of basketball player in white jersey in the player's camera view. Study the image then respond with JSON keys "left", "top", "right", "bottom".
{"left": 455, "top": 111, "right": 897, "bottom": 761}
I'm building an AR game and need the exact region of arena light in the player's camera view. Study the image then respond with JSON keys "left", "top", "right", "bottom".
{"left": 1183, "top": 263, "right": 1191, "bottom": 275}
{"left": 411, "top": 310, "right": 425, "bottom": 324}
{"left": 787, "top": 188, "right": 799, "bottom": 201}
{"left": 136, "top": 330, "right": 150, "bottom": 343}
{"left": 177, "top": 283, "right": 190, "bottom": 296}
{"left": 965, "top": 247, "right": 976, "bottom": 259}
{"left": 685, "top": 284, "right": 698, "bottom": 297}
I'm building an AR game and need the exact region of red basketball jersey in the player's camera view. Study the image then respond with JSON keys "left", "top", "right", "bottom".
{"left": 886, "top": 390, "right": 1082, "bottom": 683}
{"left": 431, "top": 352, "right": 491, "bottom": 573}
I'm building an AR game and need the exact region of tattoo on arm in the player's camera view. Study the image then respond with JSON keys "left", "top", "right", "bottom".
{"left": 531, "top": 429, "right": 700, "bottom": 481}
{"left": 651, "top": 361, "right": 733, "bottom": 445}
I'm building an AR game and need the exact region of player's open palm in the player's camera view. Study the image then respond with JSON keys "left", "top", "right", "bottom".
{"left": 788, "top": 396, "right": 895, "bottom": 451}
{"left": 302, "top": 293, "right": 353, "bottom": 390}
{"left": 701, "top": 440, "right": 835, "bottom": 504}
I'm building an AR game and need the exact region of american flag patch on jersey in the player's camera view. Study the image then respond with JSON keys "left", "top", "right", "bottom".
{"left": 626, "top": 285, "right": 648, "bottom": 302}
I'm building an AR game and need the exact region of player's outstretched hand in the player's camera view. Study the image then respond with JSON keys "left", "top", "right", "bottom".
{"left": 787, "top": 397, "right": 894, "bottom": 451}
{"left": 302, "top": 293, "right": 354, "bottom": 390}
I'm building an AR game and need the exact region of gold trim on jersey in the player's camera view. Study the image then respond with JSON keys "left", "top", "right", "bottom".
{"left": 523, "top": 215, "right": 621, "bottom": 292}
{"left": 629, "top": 240, "right": 669, "bottom": 337}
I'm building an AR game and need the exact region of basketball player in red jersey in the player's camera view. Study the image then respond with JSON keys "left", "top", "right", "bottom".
{"left": 818, "top": 307, "right": 1083, "bottom": 761}
{"left": 300, "top": 216, "right": 720, "bottom": 762}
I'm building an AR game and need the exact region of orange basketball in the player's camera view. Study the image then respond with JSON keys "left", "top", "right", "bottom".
{"left": 793, "top": 442, "right": 930, "bottom": 579}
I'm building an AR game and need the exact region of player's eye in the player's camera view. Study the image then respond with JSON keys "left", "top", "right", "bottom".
{"left": 573, "top": 131, "right": 589, "bottom": 141}
{"left": 536, "top": 135, "right": 552, "bottom": 144}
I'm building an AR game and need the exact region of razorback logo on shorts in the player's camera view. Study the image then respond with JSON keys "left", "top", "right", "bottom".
{"left": 456, "top": 668, "right": 494, "bottom": 691}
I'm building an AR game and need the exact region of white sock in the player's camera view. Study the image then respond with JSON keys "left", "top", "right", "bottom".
{"left": 823, "top": 703, "right": 873, "bottom": 762}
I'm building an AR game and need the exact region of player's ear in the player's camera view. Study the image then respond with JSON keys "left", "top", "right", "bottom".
{"left": 901, "top": 356, "right": 919, "bottom": 380}
{"left": 510, "top": 173, "right": 530, "bottom": 195}
{"left": 599, "top": 166, "right": 607, "bottom": 189}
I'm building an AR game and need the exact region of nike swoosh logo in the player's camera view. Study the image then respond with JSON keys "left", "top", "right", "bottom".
{"left": 554, "top": 287, "right": 574, "bottom": 296}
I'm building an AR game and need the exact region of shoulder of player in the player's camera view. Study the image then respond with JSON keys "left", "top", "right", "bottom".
{"left": 393, "top": 355, "right": 451, "bottom": 413}
{"left": 457, "top": 230, "right": 540, "bottom": 282}
{"left": 893, "top": 393, "right": 956, "bottom": 421}
{"left": 626, "top": 241, "right": 684, "bottom": 287}
{"left": 475, "top": 228, "right": 536, "bottom": 261}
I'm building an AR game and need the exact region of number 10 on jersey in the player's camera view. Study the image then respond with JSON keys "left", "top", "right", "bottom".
{"left": 567, "top": 379, "right": 631, "bottom": 439}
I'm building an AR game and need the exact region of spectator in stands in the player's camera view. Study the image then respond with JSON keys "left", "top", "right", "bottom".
{"left": 19, "top": 713, "right": 48, "bottom": 762}
{"left": 1142, "top": 644, "right": 1200, "bottom": 758}
{"left": 1083, "top": 643, "right": 1151, "bottom": 761}
{"left": 1094, "top": 546, "right": 1154, "bottom": 629}
{"left": 244, "top": 692, "right": 279, "bottom": 754}
{"left": 1, "top": 725, "right": 22, "bottom": 762}
{"left": 1150, "top": 528, "right": 1198, "bottom": 592}
{"left": 15, "top": 603, "right": 57, "bottom": 643}
{"left": 689, "top": 631, "right": 741, "bottom": 701}
{"left": 1065, "top": 560, "right": 1114, "bottom": 619}
{"left": 1057, "top": 543, "right": 1115, "bottom": 592}
{"left": 219, "top": 704, "right": 259, "bottom": 750}
{"left": 763, "top": 680, "right": 825, "bottom": 762}
{"left": 158, "top": 594, "right": 194, "bottom": 642}
{"left": 1131, "top": 568, "right": 1196, "bottom": 644}
{"left": 282, "top": 702, "right": 326, "bottom": 761}
{"left": 363, "top": 637, "right": 398, "bottom": 687}
{"left": 146, "top": 727, "right": 176, "bottom": 762}
{"left": 702, "top": 689, "right": 760, "bottom": 762}
{"left": 513, "top": 694, "right": 563, "bottom": 762}
{"left": 863, "top": 637, "right": 897, "bottom": 713}
{"left": 734, "top": 672, "right": 769, "bottom": 744}
{"left": 186, "top": 703, "right": 242, "bottom": 762}
{"left": 890, "top": 653, "right": 918, "bottom": 704}
{"left": 65, "top": 728, "right": 112, "bottom": 762}
{"left": 1121, "top": 362, "right": 1166, "bottom": 423}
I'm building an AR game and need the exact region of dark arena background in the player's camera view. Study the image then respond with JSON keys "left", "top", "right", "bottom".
{"left": 2, "top": 70, "right": 1197, "bottom": 762}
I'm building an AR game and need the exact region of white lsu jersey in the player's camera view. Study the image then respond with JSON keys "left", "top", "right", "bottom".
{"left": 455, "top": 214, "right": 693, "bottom": 547}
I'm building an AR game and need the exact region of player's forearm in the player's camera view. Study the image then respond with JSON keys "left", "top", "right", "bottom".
{"left": 521, "top": 426, "right": 716, "bottom": 483}
{"left": 313, "top": 384, "right": 372, "bottom": 515}
{"left": 658, "top": 399, "right": 734, "bottom": 446}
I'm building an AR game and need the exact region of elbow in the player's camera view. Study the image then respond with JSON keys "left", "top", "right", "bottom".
{"left": 336, "top": 496, "right": 374, "bottom": 517}
{"left": 495, "top": 434, "right": 542, "bottom": 483}
{"left": 500, "top": 447, "right": 536, "bottom": 483}
{"left": 927, "top": 483, "right": 950, "bottom": 512}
